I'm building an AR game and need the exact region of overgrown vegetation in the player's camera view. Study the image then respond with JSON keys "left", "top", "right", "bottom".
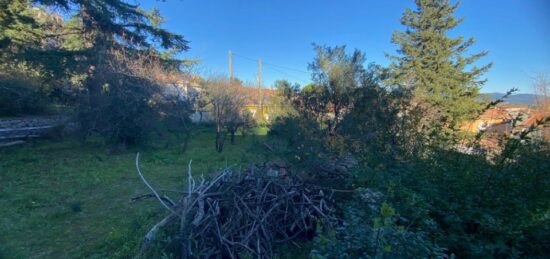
{"left": 269, "top": 1, "right": 549, "bottom": 258}
{"left": 1, "top": 0, "right": 549, "bottom": 258}
{"left": 1, "top": 0, "right": 192, "bottom": 145}
{"left": 0, "top": 72, "right": 50, "bottom": 116}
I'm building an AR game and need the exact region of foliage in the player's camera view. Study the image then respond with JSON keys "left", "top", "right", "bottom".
{"left": 268, "top": 3, "right": 549, "bottom": 257}
{"left": 1, "top": 1, "right": 548, "bottom": 258}
{"left": 76, "top": 48, "right": 193, "bottom": 146}
{"left": 338, "top": 65, "right": 407, "bottom": 162}
{"left": 0, "top": 72, "right": 50, "bottom": 116}
{"left": 312, "top": 189, "right": 444, "bottom": 259}
{"left": 76, "top": 73, "right": 161, "bottom": 145}
{"left": 269, "top": 49, "right": 399, "bottom": 168}
{"left": 269, "top": 115, "right": 327, "bottom": 170}
{"left": 154, "top": 86, "right": 195, "bottom": 152}
{"left": 387, "top": 0, "right": 492, "bottom": 146}
{"left": 268, "top": 79, "right": 299, "bottom": 120}
{"left": 0, "top": 0, "right": 42, "bottom": 62}
{"left": 308, "top": 44, "right": 367, "bottom": 133}
{"left": 226, "top": 109, "right": 255, "bottom": 144}
{"left": 0, "top": 0, "right": 191, "bottom": 145}
{"left": 353, "top": 136, "right": 550, "bottom": 257}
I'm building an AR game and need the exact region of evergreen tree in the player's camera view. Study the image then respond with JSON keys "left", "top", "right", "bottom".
{"left": 0, "top": 0, "right": 39, "bottom": 52}
{"left": 388, "top": 0, "right": 491, "bottom": 141}
{"left": 2, "top": 0, "right": 188, "bottom": 100}
{"left": 1, "top": 0, "right": 191, "bottom": 144}
{"left": 0, "top": 0, "right": 64, "bottom": 71}
{"left": 39, "top": 0, "right": 188, "bottom": 107}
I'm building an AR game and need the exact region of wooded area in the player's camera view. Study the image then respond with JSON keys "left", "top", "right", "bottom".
{"left": 1, "top": 0, "right": 549, "bottom": 258}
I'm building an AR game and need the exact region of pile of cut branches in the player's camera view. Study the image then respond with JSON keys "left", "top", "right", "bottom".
{"left": 134, "top": 153, "right": 334, "bottom": 258}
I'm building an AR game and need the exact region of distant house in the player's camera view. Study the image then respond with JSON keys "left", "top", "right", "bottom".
{"left": 171, "top": 80, "right": 281, "bottom": 123}
{"left": 458, "top": 104, "right": 549, "bottom": 153}
{"left": 524, "top": 110, "right": 550, "bottom": 128}
{"left": 460, "top": 107, "right": 512, "bottom": 133}
{"left": 522, "top": 110, "right": 550, "bottom": 141}
{"left": 161, "top": 77, "right": 202, "bottom": 101}
{"left": 238, "top": 87, "right": 278, "bottom": 122}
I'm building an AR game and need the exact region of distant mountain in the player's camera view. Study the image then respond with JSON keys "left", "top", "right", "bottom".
{"left": 481, "top": 93, "right": 542, "bottom": 105}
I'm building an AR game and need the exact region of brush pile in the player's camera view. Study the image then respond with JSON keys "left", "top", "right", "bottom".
{"left": 134, "top": 153, "right": 334, "bottom": 258}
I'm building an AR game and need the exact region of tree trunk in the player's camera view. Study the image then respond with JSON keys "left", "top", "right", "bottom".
{"left": 215, "top": 119, "right": 224, "bottom": 152}
{"left": 230, "top": 131, "right": 235, "bottom": 145}
{"left": 215, "top": 131, "right": 224, "bottom": 153}
{"left": 181, "top": 130, "right": 191, "bottom": 153}
{"left": 80, "top": 4, "right": 105, "bottom": 117}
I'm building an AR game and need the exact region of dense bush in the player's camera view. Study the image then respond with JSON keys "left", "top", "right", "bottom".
{"left": 312, "top": 188, "right": 445, "bottom": 259}
{"left": 308, "top": 140, "right": 549, "bottom": 258}
{"left": 76, "top": 73, "right": 194, "bottom": 146}
{"left": 352, "top": 141, "right": 550, "bottom": 257}
{"left": 76, "top": 75, "right": 155, "bottom": 145}
{"left": 0, "top": 73, "right": 50, "bottom": 116}
{"left": 270, "top": 43, "right": 550, "bottom": 257}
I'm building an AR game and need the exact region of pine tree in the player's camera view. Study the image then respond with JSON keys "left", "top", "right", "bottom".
{"left": 388, "top": 0, "right": 491, "bottom": 137}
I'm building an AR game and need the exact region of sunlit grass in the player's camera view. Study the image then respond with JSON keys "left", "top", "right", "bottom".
{"left": 0, "top": 127, "right": 271, "bottom": 258}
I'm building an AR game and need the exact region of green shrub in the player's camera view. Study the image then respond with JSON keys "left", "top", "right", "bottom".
{"left": 357, "top": 143, "right": 550, "bottom": 258}
{"left": 312, "top": 188, "right": 444, "bottom": 259}
{"left": 76, "top": 76, "right": 166, "bottom": 146}
{"left": 0, "top": 73, "right": 50, "bottom": 116}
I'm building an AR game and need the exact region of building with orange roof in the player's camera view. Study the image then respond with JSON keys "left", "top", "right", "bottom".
{"left": 460, "top": 107, "right": 513, "bottom": 133}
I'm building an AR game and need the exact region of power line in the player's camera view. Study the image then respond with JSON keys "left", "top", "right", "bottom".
{"left": 232, "top": 52, "right": 310, "bottom": 86}
{"left": 232, "top": 53, "right": 258, "bottom": 62}
{"left": 263, "top": 61, "right": 310, "bottom": 74}
{"left": 265, "top": 65, "right": 309, "bottom": 86}
{"left": 232, "top": 52, "right": 310, "bottom": 75}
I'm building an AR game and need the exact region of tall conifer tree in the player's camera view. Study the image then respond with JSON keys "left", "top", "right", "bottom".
{"left": 388, "top": 0, "right": 491, "bottom": 138}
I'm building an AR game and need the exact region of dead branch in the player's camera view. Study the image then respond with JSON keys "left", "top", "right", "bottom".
{"left": 134, "top": 154, "right": 334, "bottom": 258}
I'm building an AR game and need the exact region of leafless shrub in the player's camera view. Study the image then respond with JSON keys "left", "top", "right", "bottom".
{"left": 532, "top": 73, "right": 549, "bottom": 110}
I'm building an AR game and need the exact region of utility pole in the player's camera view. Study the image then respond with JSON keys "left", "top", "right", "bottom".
{"left": 228, "top": 50, "right": 233, "bottom": 83}
{"left": 257, "top": 59, "right": 263, "bottom": 114}
{"left": 258, "top": 59, "right": 264, "bottom": 120}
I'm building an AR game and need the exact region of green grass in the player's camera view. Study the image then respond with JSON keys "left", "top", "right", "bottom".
{"left": 0, "top": 127, "right": 273, "bottom": 258}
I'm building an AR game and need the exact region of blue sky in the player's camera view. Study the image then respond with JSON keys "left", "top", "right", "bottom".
{"left": 139, "top": 0, "right": 550, "bottom": 93}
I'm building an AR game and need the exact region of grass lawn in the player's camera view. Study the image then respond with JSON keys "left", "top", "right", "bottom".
{"left": 0, "top": 127, "right": 274, "bottom": 258}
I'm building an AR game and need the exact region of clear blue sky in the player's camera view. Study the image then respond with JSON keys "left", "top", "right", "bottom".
{"left": 140, "top": 0, "right": 549, "bottom": 94}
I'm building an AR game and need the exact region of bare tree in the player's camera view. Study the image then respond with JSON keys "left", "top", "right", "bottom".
{"left": 533, "top": 73, "right": 549, "bottom": 111}
{"left": 204, "top": 76, "right": 247, "bottom": 152}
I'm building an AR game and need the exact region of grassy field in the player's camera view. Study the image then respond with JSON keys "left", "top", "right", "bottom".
{"left": 0, "top": 127, "right": 275, "bottom": 258}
